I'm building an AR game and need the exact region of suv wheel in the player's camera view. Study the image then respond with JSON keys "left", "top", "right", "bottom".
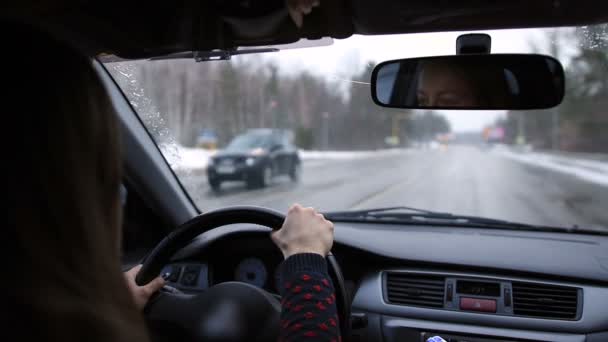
{"left": 289, "top": 162, "right": 301, "bottom": 182}
{"left": 209, "top": 179, "right": 221, "bottom": 192}
{"left": 261, "top": 165, "right": 273, "bottom": 187}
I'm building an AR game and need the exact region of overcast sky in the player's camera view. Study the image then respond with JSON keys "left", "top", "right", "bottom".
{"left": 256, "top": 27, "right": 577, "bottom": 132}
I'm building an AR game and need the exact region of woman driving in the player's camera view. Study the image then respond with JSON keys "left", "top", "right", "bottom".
{"left": 5, "top": 21, "right": 339, "bottom": 342}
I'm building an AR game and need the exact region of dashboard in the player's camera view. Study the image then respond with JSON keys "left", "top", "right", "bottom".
{"left": 160, "top": 231, "right": 283, "bottom": 293}
{"left": 161, "top": 223, "right": 608, "bottom": 342}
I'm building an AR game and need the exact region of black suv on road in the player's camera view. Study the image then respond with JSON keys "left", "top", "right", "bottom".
{"left": 207, "top": 129, "right": 301, "bottom": 191}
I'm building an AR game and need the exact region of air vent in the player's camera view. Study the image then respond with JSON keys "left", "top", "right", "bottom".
{"left": 512, "top": 282, "right": 579, "bottom": 320}
{"left": 386, "top": 273, "right": 445, "bottom": 308}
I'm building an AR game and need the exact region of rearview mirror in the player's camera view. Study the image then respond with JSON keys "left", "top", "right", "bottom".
{"left": 371, "top": 54, "right": 565, "bottom": 110}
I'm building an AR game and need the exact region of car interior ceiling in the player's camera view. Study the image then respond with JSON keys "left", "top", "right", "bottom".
{"left": 5, "top": 1, "right": 608, "bottom": 59}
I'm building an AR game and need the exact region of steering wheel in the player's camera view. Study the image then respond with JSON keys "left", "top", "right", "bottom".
{"left": 136, "top": 206, "right": 351, "bottom": 342}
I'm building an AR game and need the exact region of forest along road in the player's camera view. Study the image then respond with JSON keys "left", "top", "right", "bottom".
{"left": 179, "top": 145, "right": 608, "bottom": 230}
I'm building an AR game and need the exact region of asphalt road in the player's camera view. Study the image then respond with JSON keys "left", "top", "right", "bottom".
{"left": 179, "top": 146, "right": 608, "bottom": 230}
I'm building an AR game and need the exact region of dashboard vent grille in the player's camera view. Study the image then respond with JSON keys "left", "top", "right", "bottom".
{"left": 386, "top": 273, "right": 445, "bottom": 308}
{"left": 512, "top": 282, "right": 579, "bottom": 320}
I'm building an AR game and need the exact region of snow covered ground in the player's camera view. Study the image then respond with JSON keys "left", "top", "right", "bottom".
{"left": 492, "top": 145, "right": 608, "bottom": 187}
{"left": 300, "top": 148, "right": 408, "bottom": 160}
{"left": 161, "top": 144, "right": 216, "bottom": 171}
{"left": 162, "top": 144, "right": 409, "bottom": 171}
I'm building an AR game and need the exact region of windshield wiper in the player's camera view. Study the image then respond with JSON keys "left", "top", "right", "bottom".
{"left": 325, "top": 206, "right": 449, "bottom": 217}
{"left": 324, "top": 206, "right": 606, "bottom": 235}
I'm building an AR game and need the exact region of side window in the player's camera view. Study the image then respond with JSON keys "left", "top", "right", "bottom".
{"left": 277, "top": 136, "right": 285, "bottom": 149}
{"left": 284, "top": 131, "right": 296, "bottom": 149}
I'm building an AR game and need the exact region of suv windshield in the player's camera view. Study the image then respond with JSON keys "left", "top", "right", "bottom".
{"left": 104, "top": 24, "right": 608, "bottom": 232}
{"left": 225, "top": 133, "right": 272, "bottom": 151}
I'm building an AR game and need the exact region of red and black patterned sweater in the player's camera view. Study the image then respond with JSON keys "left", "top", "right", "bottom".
{"left": 278, "top": 253, "right": 341, "bottom": 341}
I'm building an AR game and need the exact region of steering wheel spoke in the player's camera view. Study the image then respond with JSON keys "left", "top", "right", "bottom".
{"left": 145, "top": 291, "right": 198, "bottom": 331}
{"left": 146, "top": 282, "right": 280, "bottom": 342}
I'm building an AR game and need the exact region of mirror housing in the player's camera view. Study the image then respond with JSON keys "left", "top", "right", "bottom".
{"left": 371, "top": 54, "right": 565, "bottom": 110}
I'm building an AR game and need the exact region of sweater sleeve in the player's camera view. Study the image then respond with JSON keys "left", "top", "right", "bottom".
{"left": 277, "top": 253, "right": 341, "bottom": 342}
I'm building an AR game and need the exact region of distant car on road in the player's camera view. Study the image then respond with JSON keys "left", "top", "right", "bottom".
{"left": 207, "top": 129, "right": 301, "bottom": 191}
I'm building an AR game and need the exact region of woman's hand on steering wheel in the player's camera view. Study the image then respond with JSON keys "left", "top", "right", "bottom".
{"left": 271, "top": 203, "right": 334, "bottom": 259}
{"left": 136, "top": 205, "right": 349, "bottom": 341}
{"left": 124, "top": 264, "right": 166, "bottom": 310}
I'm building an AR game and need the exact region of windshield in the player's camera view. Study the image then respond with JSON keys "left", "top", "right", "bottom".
{"left": 225, "top": 133, "right": 272, "bottom": 152}
{"left": 104, "top": 24, "right": 608, "bottom": 232}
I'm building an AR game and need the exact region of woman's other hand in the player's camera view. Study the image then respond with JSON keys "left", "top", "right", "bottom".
{"left": 124, "top": 264, "right": 165, "bottom": 310}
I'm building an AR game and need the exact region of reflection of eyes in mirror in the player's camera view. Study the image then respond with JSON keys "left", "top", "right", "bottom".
{"left": 416, "top": 92, "right": 472, "bottom": 107}
{"left": 415, "top": 60, "right": 487, "bottom": 108}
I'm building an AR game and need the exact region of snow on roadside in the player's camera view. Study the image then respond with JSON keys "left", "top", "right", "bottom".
{"left": 161, "top": 144, "right": 216, "bottom": 171}
{"left": 160, "top": 144, "right": 409, "bottom": 171}
{"left": 300, "top": 148, "right": 408, "bottom": 160}
{"left": 493, "top": 147, "right": 608, "bottom": 187}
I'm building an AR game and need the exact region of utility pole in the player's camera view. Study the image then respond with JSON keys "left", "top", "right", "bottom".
{"left": 322, "top": 112, "right": 330, "bottom": 150}
{"left": 390, "top": 112, "right": 410, "bottom": 146}
{"left": 516, "top": 112, "right": 526, "bottom": 146}
{"left": 269, "top": 99, "right": 278, "bottom": 129}
{"left": 552, "top": 108, "right": 560, "bottom": 150}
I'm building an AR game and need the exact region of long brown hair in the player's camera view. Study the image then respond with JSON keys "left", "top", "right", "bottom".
{"left": 4, "top": 21, "right": 148, "bottom": 341}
